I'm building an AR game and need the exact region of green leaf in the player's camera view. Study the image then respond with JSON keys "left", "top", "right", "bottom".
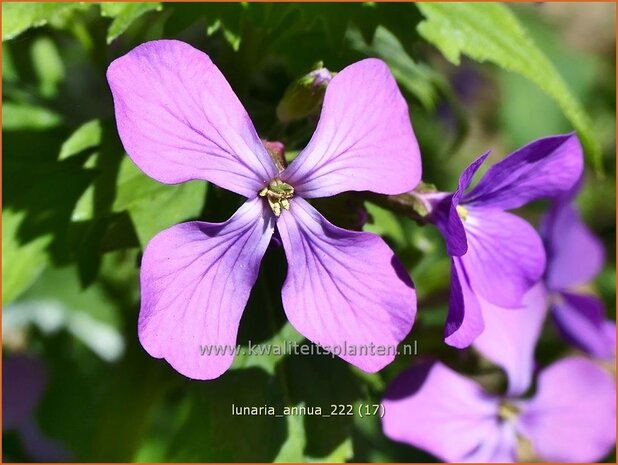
{"left": 59, "top": 120, "right": 103, "bottom": 160}
{"left": 100, "top": 2, "right": 163, "bottom": 43}
{"left": 2, "top": 102, "right": 62, "bottom": 130}
{"left": 2, "top": 2, "right": 82, "bottom": 40}
{"left": 416, "top": 2, "right": 602, "bottom": 173}
{"left": 113, "top": 157, "right": 207, "bottom": 246}
{"left": 31, "top": 36, "right": 65, "bottom": 98}
{"left": 348, "top": 26, "right": 443, "bottom": 111}
{"left": 2, "top": 209, "right": 51, "bottom": 305}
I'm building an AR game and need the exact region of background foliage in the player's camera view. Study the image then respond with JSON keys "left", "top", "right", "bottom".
{"left": 2, "top": 2, "right": 616, "bottom": 462}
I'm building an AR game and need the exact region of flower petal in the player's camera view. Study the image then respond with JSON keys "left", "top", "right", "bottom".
{"left": 516, "top": 356, "right": 616, "bottom": 462}
{"left": 444, "top": 259, "right": 485, "bottom": 348}
{"left": 277, "top": 197, "right": 416, "bottom": 372}
{"left": 432, "top": 151, "right": 491, "bottom": 257}
{"left": 552, "top": 291, "right": 613, "bottom": 360}
{"left": 464, "top": 133, "right": 583, "bottom": 210}
{"left": 138, "top": 198, "right": 274, "bottom": 380}
{"left": 281, "top": 59, "right": 421, "bottom": 198}
{"left": 107, "top": 40, "right": 277, "bottom": 197}
{"left": 542, "top": 203, "right": 604, "bottom": 291}
{"left": 382, "top": 361, "right": 516, "bottom": 462}
{"left": 474, "top": 284, "right": 548, "bottom": 396}
{"left": 462, "top": 208, "right": 545, "bottom": 308}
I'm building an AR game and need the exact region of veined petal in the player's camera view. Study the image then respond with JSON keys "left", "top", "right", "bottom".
{"left": 277, "top": 197, "right": 416, "bottom": 372}
{"left": 444, "top": 259, "right": 484, "bottom": 348}
{"left": 474, "top": 284, "right": 548, "bottom": 396}
{"left": 462, "top": 208, "right": 545, "bottom": 308}
{"left": 552, "top": 291, "right": 614, "bottom": 360}
{"left": 281, "top": 59, "right": 421, "bottom": 198}
{"left": 107, "top": 40, "right": 277, "bottom": 197}
{"left": 463, "top": 133, "right": 583, "bottom": 210}
{"left": 138, "top": 198, "right": 274, "bottom": 380}
{"left": 542, "top": 203, "right": 604, "bottom": 291}
{"left": 516, "top": 356, "right": 616, "bottom": 462}
{"left": 382, "top": 362, "right": 516, "bottom": 463}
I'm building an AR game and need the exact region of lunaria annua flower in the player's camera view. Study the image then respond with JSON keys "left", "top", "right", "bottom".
{"left": 382, "top": 357, "right": 616, "bottom": 462}
{"left": 107, "top": 40, "right": 421, "bottom": 380}
{"left": 420, "top": 134, "right": 583, "bottom": 348}
{"left": 540, "top": 181, "right": 615, "bottom": 360}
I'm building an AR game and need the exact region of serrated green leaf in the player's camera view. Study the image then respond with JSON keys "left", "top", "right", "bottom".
{"left": 2, "top": 2, "right": 82, "bottom": 40}
{"left": 101, "top": 2, "right": 162, "bottom": 43}
{"left": 2, "top": 209, "right": 51, "bottom": 305}
{"left": 2, "top": 102, "right": 62, "bottom": 130}
{"left": 416, "top": 2, "right": 602, "bottom": 173}
{"left": 59, "top": 120, "right": 103, "bottom": 160}
{"left": 113, "top": 157, "right": 206, "bottom": 246}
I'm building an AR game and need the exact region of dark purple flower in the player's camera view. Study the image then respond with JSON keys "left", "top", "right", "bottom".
{"left": 107, "top": 40, "right": 421, "bottom": 380}
{"left": 3, "top": 354, "right": 69, "bottom": 462}
{"left": 541, "top": 184, "right": 614, "bottom": 360}
{"left": 382, "top": 357, "right": 616, "bottom": 462}
{"left": 424, "top": 134, "right": 583, "bottom": 348}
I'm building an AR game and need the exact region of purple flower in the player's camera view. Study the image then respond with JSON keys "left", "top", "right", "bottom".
{"left": 382, "top": 357, "right": 616, "bottom": 462}
{"left": 425, "top": 134, "right": 583, "bottom": 348}
{"left": 540, "top": 183, "right": 615, "bottom": 360}
{"left": 3, "top": 354, "right": 69, "bottom": 461}
{"left": 107, "top": 40, "right": 421, "bottom": 380}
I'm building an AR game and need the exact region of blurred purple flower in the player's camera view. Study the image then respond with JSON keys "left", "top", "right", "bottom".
{"left": 541, "top": 184, "right": 615, "bottom": 360}
{"left": 423, "top": 134, "right": 583, "bottom": 348}
{"left": 3, "top": 354, "right": 69, "bottom": 462}
{"left": 107, "top": 40, "right": 421, "bottom": 380}
{"left": 382, "top": 357, "right": 616, "bottom": 462}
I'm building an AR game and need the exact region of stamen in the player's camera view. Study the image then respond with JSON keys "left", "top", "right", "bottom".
{"left": 260, "top": 178, "right": 294, "bottom": 217}
{"left": 456, "top": 204, "right": 469, "bottom": 221}
{"left": 498, "top": 400, "right": 520, "bottom": 422}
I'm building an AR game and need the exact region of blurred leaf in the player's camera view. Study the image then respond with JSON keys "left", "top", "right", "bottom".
{"left": 100, "top": 2, "right": 163, "bottom": 44}
{"left": 416, "top": 2, "right": 602, "bottom": 173}
{"left": 1, "top": 2, "right": 81, "bottom": 40}
{"left": 348, "top": 26, "right": 443, "bottom": 111}
{"left": 59, "top": 120, "right": 102, "bottom": 160}
{"left": 2, "top": 209, "right": 51, "bottom": 305}
{"left": 112, "top": 157, "right": 207, "bottom": 246}
{"left": 4, "top": 266, "right": 124, "bottom": 360}
{"left": 3, "top": 102, "right": 62, "bottom": 130}
{"left": 31, "top": 37, "right": 65, "bottom": 98}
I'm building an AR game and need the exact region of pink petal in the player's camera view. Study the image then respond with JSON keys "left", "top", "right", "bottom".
{"left": 462, "top": 208, "right": 545, "bottom": 308}
{"left": 382, "top": 362, "right": 516, "bottom": 462}
{"left": 474, "top": 284, "right": 548, "bottom": 396}
{"left": 281, "top": 59, "right": 421, "bottom": 198}
{"left": 107, "top": 40, "right": 277, "bottom": 197}
{"left": 444, "top": 259, "right": 485, "bottom": 348}
{"left": 516, "top": 356, "right": 616, "bottom": 462}
{"left": 276, "top": 197, "right": 416, "bottom": 372}
{"left": 138, "top": 198, "right": 274, "bottom": 380}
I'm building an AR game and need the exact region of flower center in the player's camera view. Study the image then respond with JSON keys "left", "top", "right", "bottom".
{"left": 498, "top": 400, "right": 520, "bottom": 422}
{"left": 259, "top": 178, "right": 294, "bottom": 217}
{"left": 456, "top": 204, "right": 469, "bottom": 221}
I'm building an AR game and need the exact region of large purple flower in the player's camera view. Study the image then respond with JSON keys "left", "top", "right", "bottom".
{"left": 107, "top": 40, "right": 421, "bottom": 380}
{"left": 541, "top": 186, "right": 615, "bottom": 360}
{"left": 425, "top": 134, "right": 583, "bottom": 348}
{"left": 382, "top": 357, "right": 616, "bottom": 462}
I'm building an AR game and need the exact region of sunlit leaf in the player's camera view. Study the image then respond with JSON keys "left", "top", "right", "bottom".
{"left": 2, "top": 209, "right": 51, "bottom": 305}
{"left": 3, "top": 102, "right": 62, "bottom": 130}
{"left": 112, "top": 157, "right": 207, "bottom": 246}
{"left": 59, "top": 120, "right": 103, "bottom": 160}
{"left": 416, "top": 2, "right": 602, "bottom": 173}
{"left": 100, "top": 2, "right": 163, "bottom": 43}
{"left": 2, "top": 2, "right": 82, "bottom": 40}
